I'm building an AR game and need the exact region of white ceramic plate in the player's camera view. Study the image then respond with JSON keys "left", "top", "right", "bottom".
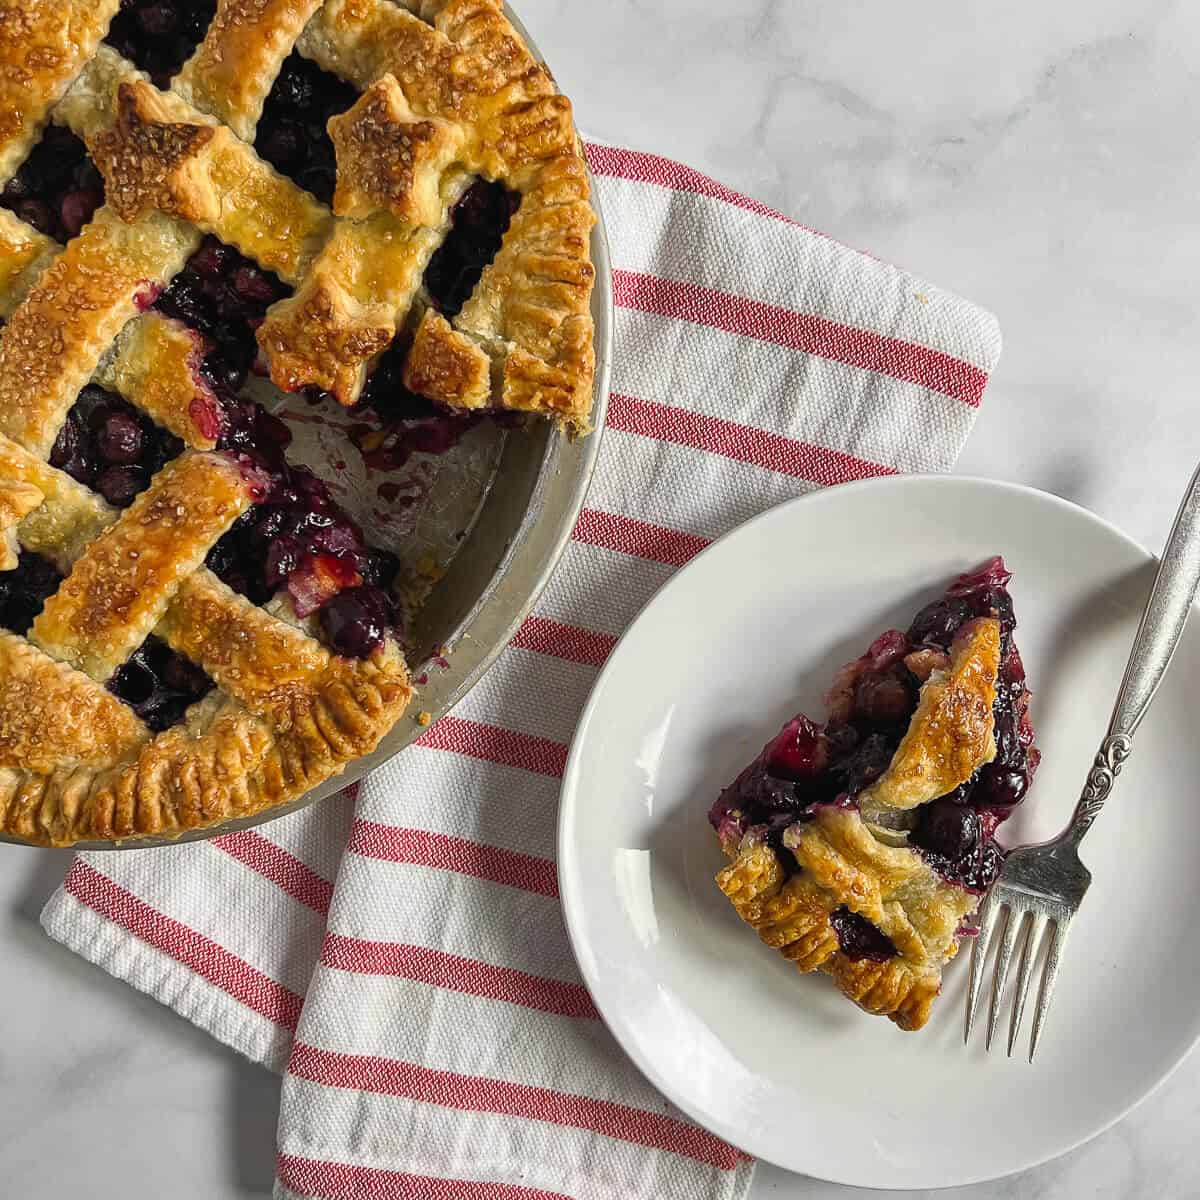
{"left": 559, "top": 475, "right": 1200, "bottom": 1190}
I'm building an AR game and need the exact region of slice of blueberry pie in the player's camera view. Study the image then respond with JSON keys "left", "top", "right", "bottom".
{"left": 709, "top": 558, "right": 1039, "bottom": 1031}
{"left": 0, "top": 0, "right": 596, "bottom": 846}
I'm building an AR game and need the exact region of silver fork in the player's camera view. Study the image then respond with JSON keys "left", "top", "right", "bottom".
{"left": 965, "top": 465, "right": 1200, "bottom": 1061}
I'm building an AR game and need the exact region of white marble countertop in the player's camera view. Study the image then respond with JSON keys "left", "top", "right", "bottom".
{"left": 5, "top": 2, "right": 1200, "bottom": 1196}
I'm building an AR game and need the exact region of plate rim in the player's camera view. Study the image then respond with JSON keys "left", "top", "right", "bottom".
{"left": 558, "top": 472, "right": 1191, "bottom": 1190}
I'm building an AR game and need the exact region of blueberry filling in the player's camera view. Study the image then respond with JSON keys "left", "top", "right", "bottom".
{"left": 255, "top": 52, "right": 357, "bottom": 204}
{"left": 829, "top": 907, "right": 898, "bottom": 963}
{"left": 0, "top": 551, "right": 62, "bottom": 634}
{"left": 340, "top": 336, "right": 484, "bottom": 472}
{"left": 154, "top": 236, "right": 290, "bottom": 391}
{"left": 0, "top": 125, "right": 424, "bottom": 660}
{"left": 50, "top": 385, "right": 184, "bottom": 507}
{"left": 319, "top": 584, "right": 394, "bottom": 658}
{"left": 710, "top": 558, "right": 1040, "bottom": 951}
{"left": 104, "top": 0, "right": 216, "bottom": 89}
{"left": 424, "top": 180, "right": 521, "bottom": 317}
{"left": 205, "top": 452, "right": 400, "bottom": 656}
{"left": 908, "top": 798, "right": 1003, "bottom": 893}
{"left": 107, "top": 634, "right": 214, "bottom": 731}
{"left": 0, "top": 126, "right": 102, "bottom": 242}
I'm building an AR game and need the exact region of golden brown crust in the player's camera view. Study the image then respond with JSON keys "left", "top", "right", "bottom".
{"left": 158, "top": 569, "right": 335, "bottom": 718}
{"left": 0, "top": 0, "right": 594, "bottom": 845}
{"left": 403, "top": 309, "right": 492, "bottom": 409}
{"left": 293, "top": 0, "right": 595, "bottom": 423}
{"left": 63, "top": 54, "right": 334, "bottom": 284}
{"left": 455, "top": 154, "right": 596, "bottom": 428}
{"left": 0, "top": 542, "right": 413, "bottom": 846}
{"left": 860, "top": 618, "right": 1000, "bottom": 813}
{"left": 329, "top": 75, "right": 464, "bottom": 225}
{"left": 72, "top": 644, "right": 410, "bottom": 843}
{"left": 30, "top": 452, "right": 254, "bottom": 681}
{"left": 0, "top": 205, "right": 200, "bottom": 456}
{"left": 0, "top": 0, "right": 120, "bottom": 181}
{"left": 174, "top": 0, "right": 323, "bottom": 140}
{"left": 89, "top": 82, "right": 223, "bottom": 224}
{"left": 821, "top": 955, "right": 941, "bottom": 1032}
{"left": 95, "top": 314, "right": 221, "bottom": 448}
{"left": 0, "top": 206, "right": 58, "bottom": 317}
{"left": 0, "top": 432, "right": 116, "bottom": 569}
{"left": 0, "top": 479, "right": 42, "bottom": 569}
{"left": 716, "top": 806, "right": 980, "bottom": 1031}
{"left": 0, "top": 631, "right": 148, "bottom": 775}
{"left": 256, "top": 217, "right": 439, "bottom": 403}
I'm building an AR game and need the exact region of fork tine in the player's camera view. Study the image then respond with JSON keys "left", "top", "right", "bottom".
{"left": 1029, "top": 917, "right": 1069, "bottom": 1063}
{"left": 1007, "top": 911, "right": 1045, "bottom": 1057}
{"left": 964, "top": 894, "right": 1001, "bottom": 1044}
{"left": 985, "top": 905, "right": 1018, "bottom": 1050}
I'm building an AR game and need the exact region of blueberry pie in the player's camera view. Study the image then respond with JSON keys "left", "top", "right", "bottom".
{"left": 709, "top": 559, "right": 1039, "bottom": 1030}
{"left": 0, "top": 0, "right": 596, "bottom": 846}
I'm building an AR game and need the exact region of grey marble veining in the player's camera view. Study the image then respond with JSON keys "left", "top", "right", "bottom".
{"left": 4, "top": 2, "right": 1200, "bottom": 1196}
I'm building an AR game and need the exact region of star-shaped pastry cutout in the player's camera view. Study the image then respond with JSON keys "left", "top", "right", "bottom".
{"left": 88, "top": 82, "right": 220, "bottom": 224}
{"left": 257, "top": 278, "right": 394, "bottom": 405}
{"left": 328, "top": 75, "right": 463, "bottom": 226}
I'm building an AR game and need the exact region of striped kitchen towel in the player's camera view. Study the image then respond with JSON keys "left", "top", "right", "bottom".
{"left": 42, "top": 141, "right": 1001, "bottom": 1200}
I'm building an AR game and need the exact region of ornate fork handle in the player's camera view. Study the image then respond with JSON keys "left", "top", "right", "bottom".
{"left": 1066, "top": 733, "right": 1133, "bottom": 844}
{"left": 1067, "top": 463, "right": 1200, "bottom": 849}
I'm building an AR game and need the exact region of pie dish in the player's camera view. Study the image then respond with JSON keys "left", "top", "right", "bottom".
{"left": 0, "top": 0, "right": 597, "bottom": 847}
{"left": 709, "top": 557, "right": 1040, "bottom": 1030}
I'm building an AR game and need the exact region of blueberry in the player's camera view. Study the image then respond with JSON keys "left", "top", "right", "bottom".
{"left": 2, "top": 174, "right": 29, "bottom": 202}
{"left": 108, "top": 636, "right": 214, "bottom": 730}
{"left": 0, "top": 551, "right": 62, "bottom": 633}
{"left": 58, "top": 188, "right": 101, "bottom": 237}
{"left": 15, "top": 198, "right": 55, "bottom": 237}
{"left": 96, "top": 465, "right": 148, "bottom": 507}
{"left": 975, "top": 763, "right": 1029, "bottom": 806}
{"left": 318, "top": 585, "right": 392, "bottom": 658}
{"left": 354, "top": 546, "right": 400, "bottom": 589}
{"left": 907, "top": 596, "right": 972, "bottom": 648}
{"left": 110, "top": 657, "right": 157, "bottom": 705}
{"left": 231, "top": 263, "right": 277, "bottom": 305}
{"left": 992, "top": 707, "right": 1023, "bottom": 767}
{"left": 422, "top": 180, "right": 519, "bottom": 316}
{"left": 257, "top": 122, "right": 306, "bottom": 172}
{"left": 144, "top": 428, "right": 184, "bottom": 473}
{"left": 831, "top": 731, "right": 897, "bottom": 794}
{"left": 822, "top": 719, "right": 859, "bottom": 761}
{"left": 96, "top": 411, "right": 144, "bottom": 464}
{"left": 155, "top": 273, "right": 216, "bottom": 333}
{"left": 829, "top": 907, "right": 896, "bottom": 962}
{"left": 181, "top": 4, "right": 212, "bottom": 40}
{"left": 763, "top": 714, "right": 826, "bottom": 778}
{"left": 273, "top": 63, "right": 316, "bottom": 112}
{"left": 74, "top": 384, "right": 117, "bottom": 424}
{"left": 49, "top": 409, "right": 97, "bottom": 485}
{"left": 189, "top": 239, "right": 233, "bottom": 279}
{"left": 264, "top": 533, "right": 304, "bottom": 589}
{"left": 297, "top": 165, "right": 336, "bottom": 203}
{"left": 912, "top": 798, "right": 980, "bottom": 862}
{"left": 161, "top": 651, "right": 210, "bottom": 696}
{"left": 204, "top": 353, "right": 246, "bottom": 394}
{"left": 310, "top": 520, "right": 360, "bottom": 558}
{"left": 136, "top": 2, "right": 178, "bottom": 36}
{"left": 73, "top": 160, "right": 104, "bottom": 192}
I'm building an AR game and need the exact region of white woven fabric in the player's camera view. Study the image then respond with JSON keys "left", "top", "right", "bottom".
{"left": 42, "top": 141, "right": 1001, "bottom": 1200}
